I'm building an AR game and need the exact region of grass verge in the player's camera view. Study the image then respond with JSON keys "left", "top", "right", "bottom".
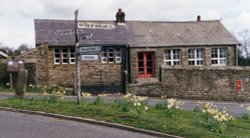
{"left": 0, "top": 97, "right": 249, "bottom": 138}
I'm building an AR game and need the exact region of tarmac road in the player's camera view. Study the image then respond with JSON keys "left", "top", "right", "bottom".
{"left": 0, "top": 110, "right": 159, "bottom": 138}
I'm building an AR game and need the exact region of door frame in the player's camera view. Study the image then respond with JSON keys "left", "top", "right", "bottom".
{"left": 136, "top": 51, "right": 155, "bottom": 78}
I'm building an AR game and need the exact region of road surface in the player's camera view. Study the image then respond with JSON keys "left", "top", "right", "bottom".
{"left": 0, "top": 110, "right": 159, "bottom": 138}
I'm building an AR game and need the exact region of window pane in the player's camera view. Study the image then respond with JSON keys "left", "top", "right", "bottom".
{"left": 212, "top": 60, "right": 218, "bottom": 64}
{"left": 188, "top": 49, "right": 195, "bottom": 59}
{"left": 197, "top": 60, "right": 203, "bottom": 65}
{"left": 174, "top": 61, "right": 180, "bottom": 65}
{"left": 220, "top": 59, "right": 227, "bottom": 65}
{"left": 147, "top": 67, "right": 152, "bottom": 74}
{"left": 197, "top": 49, "right": 204, "bottom": 58}
{"left": 165, "top": 50, "right": 171, "bottom": 60}
{"left": 109, "top": 58, "right": 114, "bottom": 63}
{"left": 166, "top": 61, "right": 171, "bottom": 65}
{"left": 63, "top": 59, "right": 68, "bottom": 63}
{"left": 55, "top": 49, "right": 60, "bottom": 53}
{"left": 55, "top": 54, "right": 60, "bottom": 58}
{"left": 212, "top": 48, "right": 218, "bottom": 58}
{"left": 189, "top": 61, "right": 195, "bottom": 65}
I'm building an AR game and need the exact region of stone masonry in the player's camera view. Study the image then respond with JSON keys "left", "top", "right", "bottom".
{"left": 162, "top": 66, "right": 250, "bottom": 101}
{"left": 36, "top": 44, "right": 125, "bottom": 93}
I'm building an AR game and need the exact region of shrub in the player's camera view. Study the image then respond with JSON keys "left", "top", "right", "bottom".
{"left": 195, "top": 102, "right": 234, "bottom": 133}
{"left": 0, "top": 63, "right": 9, "bottom": 86}
{"left": 155, "top": 96, "right": 184, "bottom": 117}
{"left": 93, "top": 94, "right": 107, "bottom": 105}
{"left": 80, "top": 92, "right": 92, "bottom": 107}
{"left": 113, "top": 93, "right": 148, "bottom": 116}
{"left": 242, "top": 106, "right": 250, "bottom": 120}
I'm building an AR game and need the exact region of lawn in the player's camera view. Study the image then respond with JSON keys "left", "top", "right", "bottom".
{"left": 0, "top": 96, "right": 249, "bottom": 138}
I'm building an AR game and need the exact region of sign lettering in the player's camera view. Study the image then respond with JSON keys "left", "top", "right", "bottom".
{"left": 78, "top": 22, "right": 115, "bottom": 29}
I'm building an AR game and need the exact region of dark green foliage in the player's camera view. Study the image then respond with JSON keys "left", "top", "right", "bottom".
{"left": 155, "top": 101, "right": 166, "bottom": 109}
{"left": 0, "top": 63, "right": 9, "bottom": 87}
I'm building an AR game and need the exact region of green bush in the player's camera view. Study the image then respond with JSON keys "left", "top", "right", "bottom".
{"left": 0, "top": 63, "right": 9, "bottom": 87}
{"left": 113, "top": 93, "right": 149, "bottom": 116}
{"left": 195, "top": 102, "right": 234, "bottom": 133}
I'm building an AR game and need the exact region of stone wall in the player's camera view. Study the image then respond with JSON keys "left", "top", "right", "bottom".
{"left": 25, "top": 63, "right": 37, "bottom": 85}
{"left": 162, "top": 66, "right": 250, "bottom": 101}
{"left": 128, "top": 82, "right": 163, "bottom": 97}
{"left": 36, "top": 44, "right": 49, "bottom": 86}
{"left": 15, "top": 48, "right": 38, "bottom": 85}
{"left": 15, "top": 48, "right": 37, "bottom": 63}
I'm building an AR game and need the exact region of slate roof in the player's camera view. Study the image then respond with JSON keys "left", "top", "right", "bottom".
{"left": 34, "top": 19, "right": 239, "bottom": 47}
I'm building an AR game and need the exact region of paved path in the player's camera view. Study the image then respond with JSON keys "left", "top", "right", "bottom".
{"left": 0, "top": 110, "right": 159, "bottom": 138}
{"left": 1, "top": 93, "right": 250, "bottom": 117}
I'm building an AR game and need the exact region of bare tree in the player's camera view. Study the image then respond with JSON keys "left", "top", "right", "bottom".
{"left": 239, "top": 29, "right": 250, "bottom": 58}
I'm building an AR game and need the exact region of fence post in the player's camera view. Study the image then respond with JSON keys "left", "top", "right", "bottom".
{"left": 124, "top": 70, "right": 129, "bottom": 94}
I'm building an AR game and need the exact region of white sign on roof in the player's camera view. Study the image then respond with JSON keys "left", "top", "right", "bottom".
{"left": 78, "top": 22, "right": 115, "bottom": 30}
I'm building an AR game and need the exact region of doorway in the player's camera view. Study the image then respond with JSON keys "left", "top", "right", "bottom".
{"left": 136, "top": 52, "right": 155, "bottom": 78}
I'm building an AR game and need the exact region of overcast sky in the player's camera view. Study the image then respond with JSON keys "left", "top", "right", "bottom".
{"left": 1, "top": 0, "right": 250, "bottom": 49}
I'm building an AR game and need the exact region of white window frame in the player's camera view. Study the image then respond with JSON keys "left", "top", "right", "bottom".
{"left": 101, "top": 47, "right": 121, "bottom": 64}
{"left": 115, "top": 48, "right": 122, "bottom": 63}
{"left": 164, "top": 49, "right": 181, "bottom": 65}
{"left": 211, "top": 48, "right": 227, "bottom": 66}
{"left": 69, "top": 48, "right": 75, "bottom": 64}
{"left": 188, "top": 48, "right": 204, "bottom": 66}
{"left": 108, "top": 48, "right": 115, "bottom": 63}
{"left": 54, "top": 48, "right": 60, "bottom": 64}
{"left": 61, "top": 48, "right": 68, "bottom": 64}
{"left": 53, "top": 48, "right": 75, "bottom": 65}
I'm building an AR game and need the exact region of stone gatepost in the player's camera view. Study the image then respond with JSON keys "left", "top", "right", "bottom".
{"left": 15, "top": 69, "right": 28, "bottom": 97}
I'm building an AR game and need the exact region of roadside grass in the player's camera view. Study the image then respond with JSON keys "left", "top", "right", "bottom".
{"left": 0, "top": 97, "right": 249, "bottom": 138}
{"left": 0, "top": 86, "right": 14, "bottom": 93}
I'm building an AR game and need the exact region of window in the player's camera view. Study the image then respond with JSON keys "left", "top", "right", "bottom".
{"left": 62, "top": 48, "right": 68, "bottom": 64}
{"left": 211, "top": 48, "right": 227, "bottom": 65}
{"left": 54, "top": 49, "right": 60, "bottom": 64}
{"left": 70, "top": 49, "right": 75, "bottom": 64}
{"left": 53, "top": 48, "right": 75, "bottom": 64}
{"left": 164, "top": 49, "right": 181, "bottom": 65}
{"left": 101, "top": 47, "right": 122, "bottom": 63}
{"left": 188, "top": 49, "right": 204, "bottom": 65}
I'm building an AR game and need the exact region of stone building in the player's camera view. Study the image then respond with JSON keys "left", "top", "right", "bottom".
{"left": 21, "top": 9, "right": 241, "bottom": 97}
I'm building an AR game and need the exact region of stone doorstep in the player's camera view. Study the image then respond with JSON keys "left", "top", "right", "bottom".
{"left": 0, "top": 107, "right": 183, "bottom": 138}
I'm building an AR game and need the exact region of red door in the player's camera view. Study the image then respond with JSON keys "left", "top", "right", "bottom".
{"left": 137, "top": 52, "right": 154, "bottom": 78}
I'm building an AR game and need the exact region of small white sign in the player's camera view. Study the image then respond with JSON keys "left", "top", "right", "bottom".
{"left": 8, "top": 61, "right": 13, "bottom": 65}
{"left": 81, "top": 55, "right": 99, "bottom": 61}
{"left": 79, "top": 46, "right": 101, "bottom": 53}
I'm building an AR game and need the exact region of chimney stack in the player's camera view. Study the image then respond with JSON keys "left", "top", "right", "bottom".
{"left": 116, "top": 8, "right": 125, "bottom": 23}
{"left": 197, "top": 15, "right": 201, "bottom": 21}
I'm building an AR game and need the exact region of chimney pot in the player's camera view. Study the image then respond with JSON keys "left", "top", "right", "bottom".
{"left": 116, "top": 8, "right": 125, "bottom": 23}
{"left": 197, "top": 15, "right": 201, "bottom": 21}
